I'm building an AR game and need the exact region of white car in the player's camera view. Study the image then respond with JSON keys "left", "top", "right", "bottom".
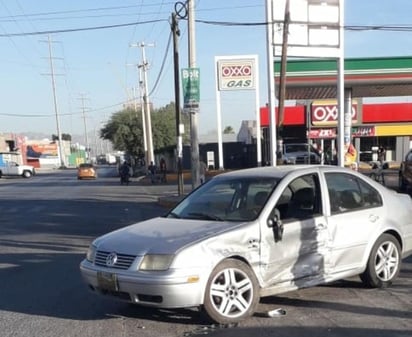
{"left": 282, "top": 143, "right": 321, "bottom": 164}
{"left": 80, "top": 165, "right": 412, "bottom": 324}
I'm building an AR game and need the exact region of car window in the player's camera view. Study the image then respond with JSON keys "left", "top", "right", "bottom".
{"left": 325, "top": 173, "right": 382, "bottom": 214}
{"left": 80, "top": 163, "right": 93, "bottom": 169}
{"left": 274, "top": 173, "right": 322, "bottom": 221}
{"left": 285, "top": 144, "right": 308, "bottom": 153}
{"left": 169, "top": 177, "right": 278, "bottom": 222}
{"left": 406, "top": 151, "right": 412, "bottom": 162}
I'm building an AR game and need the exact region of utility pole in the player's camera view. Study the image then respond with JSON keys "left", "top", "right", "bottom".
{"left": 188, "top": 0, "right": 200, "bottom": 189}
{"left": 127, "top": 62, "right": 148, "bottom": 162}
{"left": 44, "top": 35, "right": 65, "bottom": 168}
{"left": 137, "top": 65, "right": 148, "bottom": 159}
{"left": 130, "top": 42, "right": 155, "bottom": 167}
{"left": 78, "top": 93, "right": 90, "bottom": 161}
{"left": 172, "top": 12, "right": 184, "bottom": 196}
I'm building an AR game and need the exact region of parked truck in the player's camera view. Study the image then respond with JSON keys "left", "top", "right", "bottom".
{"left": 0, "top": 152, "right": 35, "bottom": 178}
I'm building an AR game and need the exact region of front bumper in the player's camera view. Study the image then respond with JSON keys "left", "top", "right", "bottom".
{"left": 80, "top": 260, "right": 206, "bottom": 308}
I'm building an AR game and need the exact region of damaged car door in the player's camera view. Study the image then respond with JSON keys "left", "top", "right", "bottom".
{"left": 259, "top": 172, "right": 331, "bottom": 292}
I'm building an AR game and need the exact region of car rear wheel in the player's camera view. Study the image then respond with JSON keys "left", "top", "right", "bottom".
{"left": 203, "top": 259, "right": 259, "bottom": 324}
{"left": 360, "top": 234, "right": 401, "bottom": 288}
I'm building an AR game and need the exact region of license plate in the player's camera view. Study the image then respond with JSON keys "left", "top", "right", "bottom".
{"left": 97, "top": 272, "right": 119, "bottom": 292}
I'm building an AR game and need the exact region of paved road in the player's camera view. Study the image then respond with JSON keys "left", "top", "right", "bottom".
{"left": 0, "top": 167, "right": 410, "bottom": 337}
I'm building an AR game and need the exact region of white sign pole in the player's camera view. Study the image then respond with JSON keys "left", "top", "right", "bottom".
{"left": 255, "top": 55, "right": 262, "bottom": 166}
{"left": 337, "top": 0, "right": 345, "bottom": 167}
{"left": 214, "top": 56, "right": 224, "bottom": 170}
{"left": 266, "top": 0, "right": 277, "bottom": 166}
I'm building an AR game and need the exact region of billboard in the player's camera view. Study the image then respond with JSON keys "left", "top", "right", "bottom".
{"left": 216, "top": 57, "right": 257, "bottom": 91}
{"left": 273, "top": 0, "right": 342, "bottom": 58}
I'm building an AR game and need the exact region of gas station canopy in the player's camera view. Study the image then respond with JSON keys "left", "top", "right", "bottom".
{"left": 274, "top": 56, "right": 412, "bottom": 100}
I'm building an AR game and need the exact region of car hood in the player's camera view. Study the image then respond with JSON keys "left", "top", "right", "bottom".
{"left": 94, "top": 217, "right": 245, "bottom": 255}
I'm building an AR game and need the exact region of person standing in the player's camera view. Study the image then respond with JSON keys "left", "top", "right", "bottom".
{"left": 148, "top": 161, "right": 157, "bottom": 184}
{"left": 377, "top": 146, "right": 386, "bottom": 165}
{"left": 159, "top": 157, "right": 167, "bottom": 183}
{"left": 199, "top": 159, "right": 207, "bottom": 184}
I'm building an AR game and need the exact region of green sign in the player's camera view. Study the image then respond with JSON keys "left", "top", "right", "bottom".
{"left": 182, "top": 68, "right": 200, "bottom": 110}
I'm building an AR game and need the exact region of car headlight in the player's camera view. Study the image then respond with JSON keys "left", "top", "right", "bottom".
{"left": 139, "top": 254, "right": 174, "bottom": 271}
{"left": 86, "top": 244, "right": 97, "bottom": 262}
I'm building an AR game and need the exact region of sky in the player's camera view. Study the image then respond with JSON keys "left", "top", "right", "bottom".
{"left": 1, "top": 0, "right": 412, "bottom": 141}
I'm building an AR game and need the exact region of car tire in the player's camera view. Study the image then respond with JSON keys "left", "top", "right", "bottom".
{"left": 360, "top": 234, "right": 401, "bottom": 288}
{"left": 22, "top": 170, "right": 32, "bottom": 178}
{"left": 203, "top": 258, "right": 259, "bottom": 324}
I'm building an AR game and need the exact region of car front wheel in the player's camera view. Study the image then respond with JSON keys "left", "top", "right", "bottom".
{"left": 360, "top": 234, "right": 401, "bottom": 288}
{"left": 203, "top": 259, "right": 259, "bottom": 324}
{"left": 22, "top": 170, "right": 32, "bottom": 178}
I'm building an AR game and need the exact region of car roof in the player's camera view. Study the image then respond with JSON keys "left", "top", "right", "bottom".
{"left": 212, "top": 165, "right": 362, "bottom": 180}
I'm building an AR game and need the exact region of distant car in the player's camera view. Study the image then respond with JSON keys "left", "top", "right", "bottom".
{"left": 77, "top": 163, "right": 97, "bottom": 180}
{"left": 282, "top": 143, "right": 321, "bottom": 164}
{"left": 80, "top": 165, "right": 412, "bottom": 324}
{"left": 399, "top": 149, "right": 412, "bottom": 191}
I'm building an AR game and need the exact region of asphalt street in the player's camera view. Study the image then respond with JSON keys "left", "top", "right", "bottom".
{"left": 0, "top": 166, "right": 410, "bottom": 337}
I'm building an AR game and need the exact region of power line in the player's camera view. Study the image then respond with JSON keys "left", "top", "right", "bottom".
{"left": 149, "top": 30, "right": 172, "bottom": 97}
{"left": 0, "top": 19, "right": 167, "bottom": 37}
{"left": 0, "top": 2, "right": 176, "bottom": 19}
{"left": 2, "top": 17, "right": 412, "bottom": 38}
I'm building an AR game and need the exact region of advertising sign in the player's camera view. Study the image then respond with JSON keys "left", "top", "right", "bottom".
{"left": 273, "top": 0, "right": 342, "bottom": 58}
{"left": 352, "top": 126, "right": 376, "bottom": 137}
{"left": 311, "top": 101, "right": 357, "bottom": 126}
{"left": 217, "top": 58, "right": 256, "bottom": 91}
{"left": 308, "top": 128, "right": 336, "bottom": 139}
{"left": 182, "top": 67, "right": 200, "bottom": 111}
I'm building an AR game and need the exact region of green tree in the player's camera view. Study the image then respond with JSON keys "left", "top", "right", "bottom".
{"left": 52, "top": 133, "right": 72, "bottom": 141}
{"left": 223, "top": 126, "right": 235, "bottom": 134}
{"left": 100, "top": 102, "right": 190, "bottom": 158}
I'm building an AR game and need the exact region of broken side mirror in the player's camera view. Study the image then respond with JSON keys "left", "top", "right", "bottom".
{"left": 267, "top": 208, "right": 284, "bottom": 242}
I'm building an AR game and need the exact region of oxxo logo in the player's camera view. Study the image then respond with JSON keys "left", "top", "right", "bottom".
{"left": 221, "top": 65, "right": 252, "bottom": 77}
{"left": 312, "top": 104, "right": 357, "bottom": 124}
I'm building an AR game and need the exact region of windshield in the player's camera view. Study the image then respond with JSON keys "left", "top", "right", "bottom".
{"left": 167, "top": 176, "right": 279, "bottom": 222}
{"left": 285, "top": 144, "right": 310, "bottom": 153}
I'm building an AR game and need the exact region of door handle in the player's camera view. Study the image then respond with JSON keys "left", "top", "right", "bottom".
{"left": 369, "top": 214, "right": 379, "bottom": 222}
{"left": 315, "top": 223, "right": 327, "bottom": 231}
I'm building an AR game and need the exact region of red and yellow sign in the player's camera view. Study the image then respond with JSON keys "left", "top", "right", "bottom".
{"left": 311, "top": 100, "right": 358, "bottom": 126}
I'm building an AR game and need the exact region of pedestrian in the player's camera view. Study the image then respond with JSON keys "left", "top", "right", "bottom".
{"left": 199, "top": 159, "right": 207, "bottom": 184}
{"left": 378, "top": 146, "right": 386, "bottom": 165}
{"left": 148, "top": 161, "right": 157, "bottom": 184}
{"left": 160, "top": 157, "right": 167, "bottom": 183}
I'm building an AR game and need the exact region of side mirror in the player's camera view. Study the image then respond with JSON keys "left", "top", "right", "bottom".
{"left": 267, "top": 208, "right": 284, "bottom": 242}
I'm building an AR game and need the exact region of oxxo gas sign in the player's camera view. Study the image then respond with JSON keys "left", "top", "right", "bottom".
{"left": 217, "top": 58, "right": 256, "bottom": 91}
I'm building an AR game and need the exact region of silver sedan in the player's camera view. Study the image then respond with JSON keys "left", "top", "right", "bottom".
{"left": 80, "top": 165, "right": 412, "bottom": 324}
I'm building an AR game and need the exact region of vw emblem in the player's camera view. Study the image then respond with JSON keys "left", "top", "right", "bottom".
{"left": 106, "top": 252, "right": 118, "bottom": 267}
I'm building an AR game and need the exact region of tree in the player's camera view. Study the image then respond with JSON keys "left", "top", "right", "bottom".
{"left": 223, "top": 126, "right": 235, "bottom": 134}
{"left": 52, "top": 133, "right": 72, "bottom": 141}
{"left": 100, "top": 102, "right": 190, "bottom": 159}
